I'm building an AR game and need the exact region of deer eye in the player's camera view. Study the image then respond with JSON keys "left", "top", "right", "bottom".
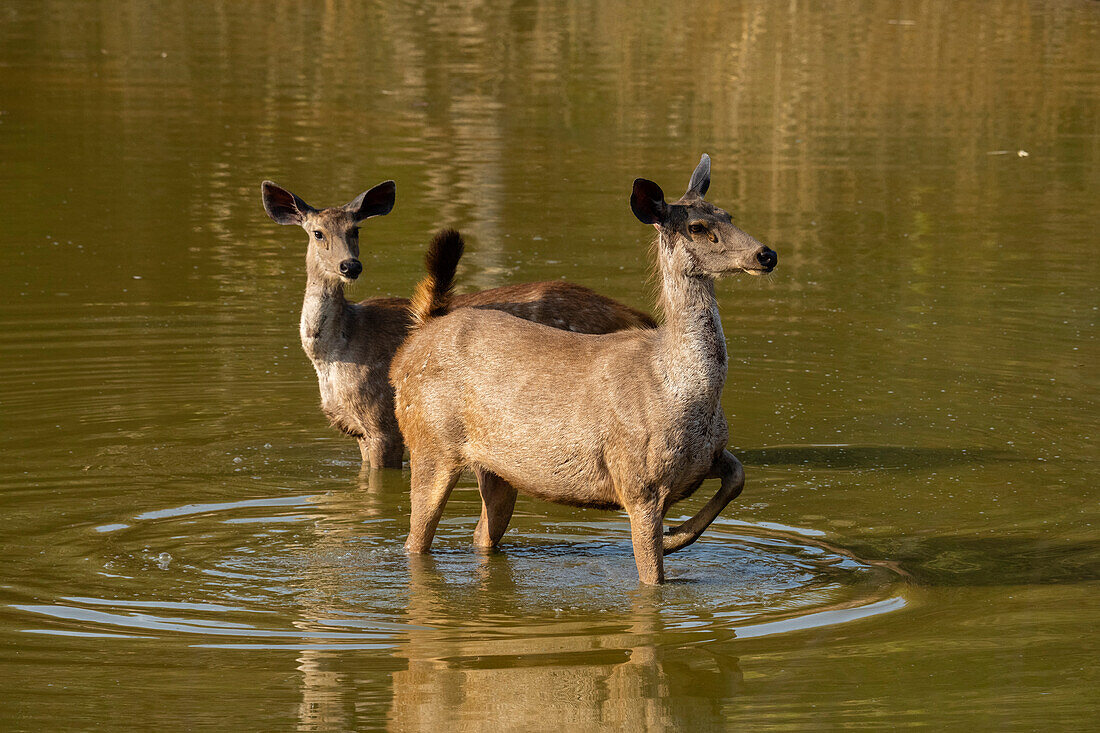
{"left": 312, "top": 230, "right": 324, "bottom": 240}
{"left": 688, "top": 223, "right": 707, "bottom": 235}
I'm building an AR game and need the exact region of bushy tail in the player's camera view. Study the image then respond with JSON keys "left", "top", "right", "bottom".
{"left": 409, "top": 228, "right": 465, "bottom": 329}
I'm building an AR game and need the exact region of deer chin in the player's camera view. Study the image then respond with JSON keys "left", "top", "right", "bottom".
{"left": 713, "top": 264, "right": 772, "bottom": 277}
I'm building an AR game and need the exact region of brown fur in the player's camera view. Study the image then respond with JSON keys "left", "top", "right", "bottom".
{"left": 409, "top": 229, "right": 464, "bottom": 329}
{"left": 390, "top": 155, "right": 777, "bottom": 584}
{"left": 261, "top": 180, "right": 654, "bottom": 468}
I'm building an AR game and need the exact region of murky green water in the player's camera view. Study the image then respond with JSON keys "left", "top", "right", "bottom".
{"left": 2, "top": 1, "right": 1098, "bottom": 729}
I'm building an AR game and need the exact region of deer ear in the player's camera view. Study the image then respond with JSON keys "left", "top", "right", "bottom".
{"left": 685, "top": 153, "right": 710, "bottom": 199}
{"left": 261, "top": 181, "right": 312, "bottom": 225}
{"left": 631, "top": 178, "right": 668, "bottom": 225}
{"left": 346, "top": 180, "right": 395, "bottom": 222}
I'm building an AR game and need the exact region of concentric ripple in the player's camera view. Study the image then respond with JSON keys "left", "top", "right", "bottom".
{"left": 7, "top": 486, "right": 908, "bottom": 653}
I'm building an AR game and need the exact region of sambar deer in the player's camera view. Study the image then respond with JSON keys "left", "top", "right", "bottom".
{"left": 390, "top": 154, "right": 777, "bottom": 583}
{"left": 261, "top": 180, "right": 654, "bottom": 468}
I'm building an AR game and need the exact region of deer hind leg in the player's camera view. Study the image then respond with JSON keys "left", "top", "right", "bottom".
{"left": 472, "top": 468, "right": 518, "bottom": 550}
{"left": 625, "top": 496, "right": 666, "bottom": 585}
{"left": 663, "top": 449, "right": 745, "bottom": 555}
{"left": 405, "top": 455, "right": 462, "bottom": 553}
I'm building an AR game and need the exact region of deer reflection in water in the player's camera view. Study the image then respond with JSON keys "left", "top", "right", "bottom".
{"left": 287, "top": 477, "right": 744, "bottom": 731}
{"left": 388, "top": 554, "right": 745, "bottom": 731}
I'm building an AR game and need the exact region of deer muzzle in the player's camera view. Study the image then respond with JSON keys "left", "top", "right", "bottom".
{"left": 339, "top": 259, "right": 363, "bottom": 280}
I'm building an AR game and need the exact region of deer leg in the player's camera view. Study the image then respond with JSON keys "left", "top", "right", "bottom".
{"left": 360, "top": 434, "right": 404, "bottom": 469}
{"left": 405, "top": 456, "right": 462, "bottom": 553}
{"left": 663, "top": 449, "right": 745, "bottom": 555}
{"left": 472, "top": 468, "right": 518, "bottom": 550}
{"left": 625, "top": 498, "right": 666, "bottom": 585}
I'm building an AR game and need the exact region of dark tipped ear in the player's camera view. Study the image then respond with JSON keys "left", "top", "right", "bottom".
{"left": 261, "top": 181, "right": 312, "bottom": 225}
{"left": 685, "top": 153, "right": 710, "bottom": 199}
{"left": 346, "top": 180, "right": 396, "bottom": 223}
{"left": 631, "top": 178, "right": 668, "bottom": 225}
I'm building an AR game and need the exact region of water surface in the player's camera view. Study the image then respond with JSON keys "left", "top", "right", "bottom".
{"left": 1, "top": 1, "right": 1098, "bottom": 729}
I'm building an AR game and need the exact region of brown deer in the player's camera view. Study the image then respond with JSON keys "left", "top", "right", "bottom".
{"left": 261, "top": 180, "right": 654, "bottom": 468}
{"left": 390, "top": 154, "right": 777, "bottom": 584}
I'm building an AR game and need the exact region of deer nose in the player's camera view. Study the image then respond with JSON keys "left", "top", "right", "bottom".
{"left": 755, "top": 248, "right": 777, "bottom": 271}
{"left": 339, "top": 259, "right": 362, "bottom": 280}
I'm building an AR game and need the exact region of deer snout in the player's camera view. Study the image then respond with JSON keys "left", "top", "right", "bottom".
{"left": 339, "top": 259, "right": 363, "bottom": 280}
{"left": 755, "top": 247, "right": 778, "bottom": 272}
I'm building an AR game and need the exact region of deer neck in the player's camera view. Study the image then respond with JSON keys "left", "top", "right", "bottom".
{"left": 654, "top": 234, "right": 728, "bottom": 402}
{"left": 300, "top": 258, "right": 350, "bottom": 362}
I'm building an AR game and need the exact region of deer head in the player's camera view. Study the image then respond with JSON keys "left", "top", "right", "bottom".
{"left": 261, "top": 180, "right": 396, "bottom": 284}
{"left": 630, "top": 154, "right": 777, "bottom": 277}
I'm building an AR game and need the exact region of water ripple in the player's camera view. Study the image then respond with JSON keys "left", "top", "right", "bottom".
{"left": 7, "top": 488, "right": 909, "bottom": 653}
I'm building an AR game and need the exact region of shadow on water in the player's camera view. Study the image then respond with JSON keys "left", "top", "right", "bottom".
{"left": 733, "top": 445, "right": 1099, "bottom": 586}
{"left": 850, "top": 535, "right": 1100, "bottom": 587}
{"left": 736, "top": 445, "right": 1026, "bottom": 471}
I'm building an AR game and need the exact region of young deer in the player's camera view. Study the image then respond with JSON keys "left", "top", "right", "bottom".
{"left": 390, "top": 155, "right": 777, "bottom": 583}
{"left": 261, "top": 180, "right": 654, "bottom": 468}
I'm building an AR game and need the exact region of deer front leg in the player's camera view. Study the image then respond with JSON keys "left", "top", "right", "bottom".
{"left": 472, "top": 468, "right": 518, "bottom": 550}
{"left": 405, "top": 456, "right": 462, "bottom": 553}
{"left": 626, "top": 497, "right": 666, "bottom": 585}
{"left": 663, "top": 449, "right": 745, "bottom": 555}
{"left": 359, "top": 434, "right": 404, "bottom": 469}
